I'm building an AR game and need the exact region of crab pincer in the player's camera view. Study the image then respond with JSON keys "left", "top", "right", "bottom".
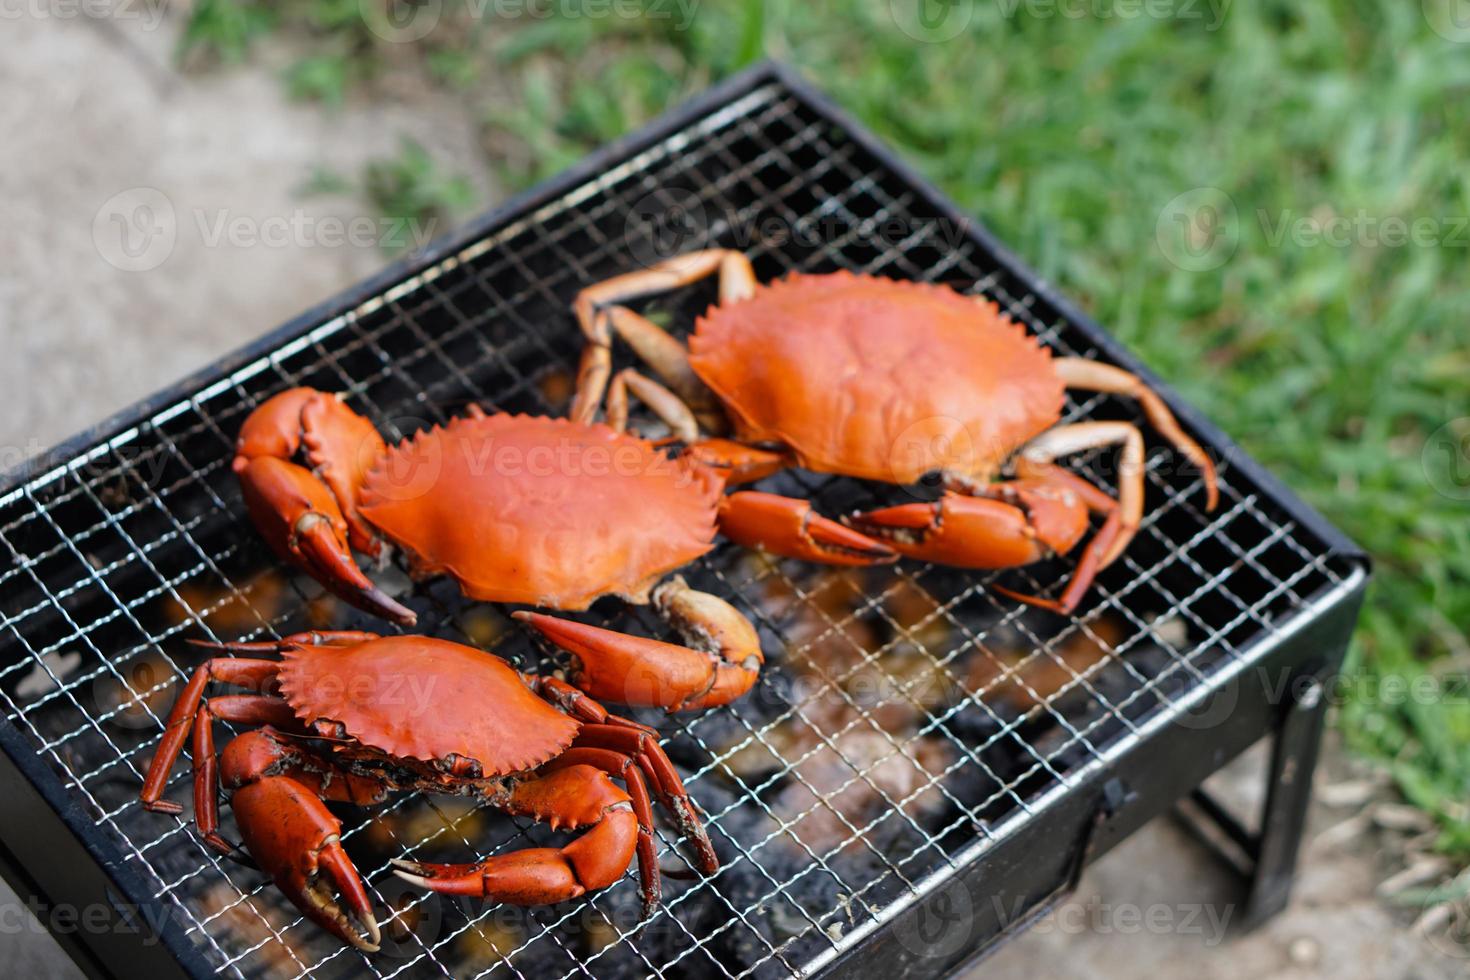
{"left": 515, "top": 576, "right": 766, "bottom": 712}
{"left": 717, "top": 491, "right": 897, "bottom": 567}
{"left": 231, "top": 775, "right": 381, "bottom": 952}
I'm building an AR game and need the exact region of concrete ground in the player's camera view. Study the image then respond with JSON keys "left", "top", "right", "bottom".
{"left": 3, "top": 16, "right": 1463, "bottom": 980}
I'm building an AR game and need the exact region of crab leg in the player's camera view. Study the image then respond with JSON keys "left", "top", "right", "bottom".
{"left": 849, "top": 422, "right": 1145, "bottom": 614}
{"left": 543, "top": 748, "right": 662, "bottom": 917}
{"left": 680, "top": 439, "right": 789, "bottom": 484}
{"left": 1052, "top": 358, "right": 1219, "bottom": 510}
{"left": 571, "top": 249, "right": 755, "bottom": 425}
{"left": 601, "top": 307, "right": 726, "bottom": 431}
{"left": 140, "top": 657, "right": 283, "bottom": 812}
{"left": 187, "top": 695, "right": 303, "bottom": 856}
{"left": 514, "top": 577, "right": 764, "bottom": 711}
{"left": 575, "top": 724, "right": 719, "bottom": 875}
{"left": 1018, "top": 421, "right": 1146, "bottom": 569}
{"left": 717, "top": 491, "right": 897, "bottom": 565}
{"left": 392, "top": 765, "right": 646, "bottom": 911}
{"left": 602, "top": 371, "right": 793, "bottom": 485}
{"left": 523, "top": 674, "right": 718, "bottom": 874}
{"left": 191, "top": 630, "right": 382, "bottom": 654}
{"left": 234, "top": 389, "right": 415, "bottom": 626}
{"left": 606, "top": 368, "right": 699, "bottom": 443}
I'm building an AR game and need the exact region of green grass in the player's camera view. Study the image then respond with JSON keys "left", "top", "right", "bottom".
{"left": 182, "top": 0, "right": 1470, "bottom": 855}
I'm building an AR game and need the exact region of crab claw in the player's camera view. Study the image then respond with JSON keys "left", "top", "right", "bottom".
{"left": 718, "top": 491, "right": 896, "bottom": 566}
{"left": 517, "top": 578, "right": 764, "bottom": 711}
{"left": 846, "top": 492, "right": 1070, "bottom": 569}
{"left": 681, "top": 439, "right": 788, "bottom": 485}
{"left": 238, "top": 456, "right": 416, "bottom": 626}
{"left": 231, "top": 776, "right": 381, "bottom": 952}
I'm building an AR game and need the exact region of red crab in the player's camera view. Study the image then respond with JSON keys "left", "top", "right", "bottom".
{"left": 139, "top": 630, "right": 718, "bottom": 949}
{"left": 232, "top": 396, "right": 888, "bottom": 712}
{"left": 569, "top": 251, "right": 1220, "bottom": 613}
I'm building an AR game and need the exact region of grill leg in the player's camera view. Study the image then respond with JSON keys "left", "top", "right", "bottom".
{"left": 1176, "top": 674, "right": 1329, "bottom": 930}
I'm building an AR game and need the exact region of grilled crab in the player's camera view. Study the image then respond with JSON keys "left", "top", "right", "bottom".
{"left": 569, "top": 251, "right": 1220, "bottom": 613}
{"left": 234, "top": 397, "right": 885, "bottom": 711}
{"left": 139, "top": 630, "right": 718, "bottom": 949}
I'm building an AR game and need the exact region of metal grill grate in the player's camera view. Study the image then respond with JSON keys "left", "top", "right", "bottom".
{"left": 0, "top": 68, "right": 1360, "bottom": 979}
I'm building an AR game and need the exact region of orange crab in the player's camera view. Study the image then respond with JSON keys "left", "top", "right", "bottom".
{"left": 569, "top": 251, "right": 1219, "bottom": 613}
{"left": 139, "top": 630, "right": 718, "bottom": 949}
{"left": 232, "top": 395, "right": 886, "bottom": 712}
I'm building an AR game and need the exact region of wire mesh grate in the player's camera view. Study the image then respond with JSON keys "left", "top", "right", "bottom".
{"left": 0, "top": 79, "right": 1354, "bottom": 979}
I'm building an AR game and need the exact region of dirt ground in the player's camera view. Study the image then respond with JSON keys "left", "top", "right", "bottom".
{"left": 2, "top": 17, "right": 1463, "bottom": 980}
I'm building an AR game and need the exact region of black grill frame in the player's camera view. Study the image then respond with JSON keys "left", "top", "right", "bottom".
{"left": 0, "top": 62, "right": 1368, "bottom": 980}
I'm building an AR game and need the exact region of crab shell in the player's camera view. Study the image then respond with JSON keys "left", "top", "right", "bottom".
{"left": 275, "top": 635, "right": 580, "bottom": 774}
{"left": 355, "top": 414, "right": 722, "bottom": 608}
{"left": 687, "top": 273, "right": 1066, "bottom": 485}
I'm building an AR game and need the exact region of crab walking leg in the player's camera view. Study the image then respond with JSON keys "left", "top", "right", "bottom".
{"left": 522, "top": 674, "right": 719, "bottom": 875}
{"left": 140, "top": 657, "right": 283, "bottom": 812}
{"left": 571, "top": 249, "right": 756, "bottom": 425}
{"left": 190, "top": 630, "right": 383, "bottom": 655}
{"left": 1018, "top": 421, "right": 1146, "bottom": 569}
{"left": 187, "top": 695, "right": 304, "bottom": 856}
{"left": 605, "top": 368, "right": 700, "bottom": 443}
{"left": 1052, "top": 358, "right": 1219, "bottom": 510}
{"left": 542, "top": 748, "right": 662, "bottom": 917}
{"left": 680, "top": 439, "right": 790, "bottom": 485}
{"left": 514, "top": 577, "right": 764, "bottom": 711}
{"left": 572, "top": 724, "right": 719, "bottom": 875}
{"left": 392, "top": 765, "right": 648, "bottom": 911}
{"left": 605, "top": 370, "right": 800, "bottom": 486}
{"left": 602, "top": 306, "right": 727, "bottom": 431}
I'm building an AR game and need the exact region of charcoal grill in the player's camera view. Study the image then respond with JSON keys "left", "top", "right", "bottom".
{"left": 0, "top": 63, "right": 1367, "bottom": 979}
